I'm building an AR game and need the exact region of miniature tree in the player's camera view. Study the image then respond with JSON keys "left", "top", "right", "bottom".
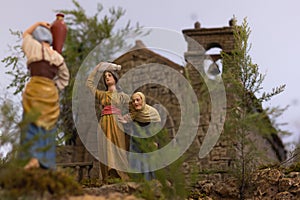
{"left": 221, "top": 18, "right": 287, "bottom": 199}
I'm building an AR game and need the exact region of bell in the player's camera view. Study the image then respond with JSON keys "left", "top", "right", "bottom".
{"left": 207, "top": 62, "right": 221, "bottom": 76}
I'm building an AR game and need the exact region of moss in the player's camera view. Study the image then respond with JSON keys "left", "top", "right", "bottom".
{"left": 284, "top": 162, "right": 300, "bottom": 174}
{"left": 134, "top": 180, "right": 164, "bottom": 200}
{"left": 0, "top": 165, "right": 83, "bottom": 199}
{"left": 257, "top": 163, "right": 281, "bottom": 170}
{"left": 80, "top": 178, "right": 103, "bottom": 188}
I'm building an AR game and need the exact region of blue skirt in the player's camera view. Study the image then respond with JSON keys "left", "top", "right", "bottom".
{"left": 20, "top": 123, "right": 56, "bottom": 169}
{"left": 129, "top": 122, "right": 156, "bottom": 181}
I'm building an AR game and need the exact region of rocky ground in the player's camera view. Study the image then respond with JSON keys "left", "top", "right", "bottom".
{"left": 67, "top": 167, "right": 300, "bottom": 199}
{"left": 2, "top": 164, "right": 300, "bottom": 199}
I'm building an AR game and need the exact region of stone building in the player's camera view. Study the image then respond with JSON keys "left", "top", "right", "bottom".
{"left": 57, "top": 19, "right": 286, "bottom": 181}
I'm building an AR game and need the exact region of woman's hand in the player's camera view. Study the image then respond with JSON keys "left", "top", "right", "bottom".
{"left": 118, "top": 115, "right": 128, "bottom": 124}
{"left": 118, "top": 114, "right": 132, "bottom": 123}
{"left": 93, "top": 62, "right": 103, "bottom": 72}
{"left": 39, "top": 22, "right": 51, "bottom": 29}
{"left": 23, "top": 21, "right": 51, "bottom": 38}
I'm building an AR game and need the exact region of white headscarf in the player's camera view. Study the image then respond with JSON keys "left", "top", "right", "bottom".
{"left": 130, "top": 92, "right": 161, "bottom": 123}
{"left": 32, "top": 26, "right": 53, "bottom": 45}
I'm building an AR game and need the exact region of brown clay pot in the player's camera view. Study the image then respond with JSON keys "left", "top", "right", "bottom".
{"left": 51, "top": 13, "right": 67, "bottom": 54}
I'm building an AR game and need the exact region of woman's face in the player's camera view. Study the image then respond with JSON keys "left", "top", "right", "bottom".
{"left": 104, "top": 71, "right": 116, "bottom": 87}
{"left": 132, "top": 94, "right": 143, "bottom": 111}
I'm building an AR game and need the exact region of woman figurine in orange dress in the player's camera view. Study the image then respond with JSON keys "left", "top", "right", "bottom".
{"left": 86, "top": 62, "right": 130, "bottom": 182}
{"left": 21, "top": 21, "right": 69, "bottom": 170}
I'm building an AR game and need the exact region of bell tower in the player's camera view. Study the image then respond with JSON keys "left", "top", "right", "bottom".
{"left": 179, "top": 19, "right": 237, "bottom": 177}
{"left": 182, "top": 18, "right": 236, "bottom": 77}
{"left": 181, "top": 19, "right": 286, "bottom": 180}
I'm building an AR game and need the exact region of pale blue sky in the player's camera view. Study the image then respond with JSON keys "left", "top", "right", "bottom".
{"left": 1, "top": 0, "right": 300, "bottom": 146}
